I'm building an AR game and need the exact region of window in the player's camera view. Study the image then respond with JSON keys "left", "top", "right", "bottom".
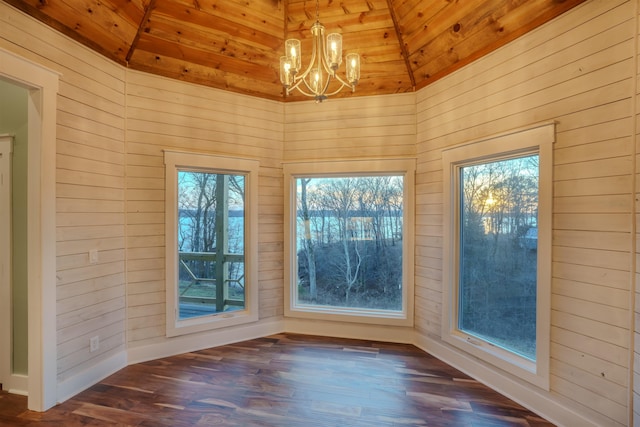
{"left": 442, "top": 123, "right": 553, "bottom": 389}
{"left": 284, "top": 159, "right": 415, "bottom": 326}
{"left": 164, "top": 151, "right": 259, "bottom": 337}
{"left": 459, "top": 155, "right": 539, "bottom": 358}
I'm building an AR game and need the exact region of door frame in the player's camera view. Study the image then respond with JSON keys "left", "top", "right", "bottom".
{"left": 0, "top": 47, "right": 59, "bottom": 411}
{"left": 0, "top": 134, "right": 27, "bottom": 394}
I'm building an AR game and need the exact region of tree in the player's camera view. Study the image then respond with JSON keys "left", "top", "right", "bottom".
{"left": 294, "top": 175, "right": 404, "bottom": 310}
{"left": 178, "top": 172, "right": 217, "bottom": 278}
{"left": 299, "top": 178, "right": 318, "bottom": 301}
{"left": 458, "top": 154, "right": 539, "bottom": 357}
{"left": 321, "top": 178, "right": 362, "bottom": 305}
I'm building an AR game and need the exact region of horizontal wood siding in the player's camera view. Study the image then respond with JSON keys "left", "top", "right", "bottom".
{"left": 415, "top": 0, "right": 635, "bottom": 425}
{"left": 125, "top": 71, "right": 284, "bottom": 346}
{"left": 0, "top": 3, "right": 127, "bottom": 382}
{"left": 283, "top": 94, "right": 416, "bottom": 162}
{"left": 634, "top": 0, "right": 640, "bottom": 424}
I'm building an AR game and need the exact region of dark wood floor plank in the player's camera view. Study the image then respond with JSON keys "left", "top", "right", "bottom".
{"left": 0, "top": 333, "right": 556, "bottom": 426}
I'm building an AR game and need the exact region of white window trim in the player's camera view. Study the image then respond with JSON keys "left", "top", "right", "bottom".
{"left": 441, "top": 122, "right": 554, "bottom": 390}
{"left": 164, "top": 150, "right": 259, "bottom": 337}
{"left": 283, "top": 158, "right": 415, "bottom": 327}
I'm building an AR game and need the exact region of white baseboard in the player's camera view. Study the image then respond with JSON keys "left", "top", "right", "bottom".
{"left": 6, "top": 373, "right": 28, "bottom": 396}
{"left": 127, "top": 317, "right": 285, "bottom": 365}
{"left": 56, "top": 350, "right": 127, "bottom": 404}
{"left": 412, "top": 333, "right": 607, "bottom": 427}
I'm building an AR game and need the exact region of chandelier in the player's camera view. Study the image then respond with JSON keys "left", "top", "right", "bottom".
{"left": 279, "top": 0, "right": 360, "bottom": 102}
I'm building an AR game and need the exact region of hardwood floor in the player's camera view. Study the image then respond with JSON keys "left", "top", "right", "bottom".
{"left": 0, "top": 333, "right": 555, "bottom": 426}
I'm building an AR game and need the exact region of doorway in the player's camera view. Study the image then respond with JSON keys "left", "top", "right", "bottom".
{"left": 0, "top": 133, "right": 29, "bottom": 396}
{"left": 0, "top": 78, "right": 29, "bottom": 395}
{"left": 0, "top": 47, "right": 59, "bottom": 411}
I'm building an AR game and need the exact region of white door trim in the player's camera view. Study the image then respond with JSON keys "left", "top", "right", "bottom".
{"left": 0, "top": 135, "right": 13, "bottom": 391}
{"left": 0, "top": 47, "right": 59, "bottom": 411}
{"left": 0, "top": 135, "right": 26, "bottom": 396}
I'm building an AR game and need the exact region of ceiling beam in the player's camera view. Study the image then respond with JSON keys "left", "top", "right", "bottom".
{"left": 386, "top": 0, "right": 415, "bottom": 90}
{"left": 126, "top": 0, "right": 158, "bottom": 64}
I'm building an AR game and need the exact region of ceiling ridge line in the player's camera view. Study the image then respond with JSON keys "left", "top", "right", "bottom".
{"left": 281, "top": 0, "right": 289, "bottom": 100}
{"left": 126, "top": 0, "right": 158, "bottom": 65}
{"left": 386, "top": 0, "right": 415, "bottom": 91}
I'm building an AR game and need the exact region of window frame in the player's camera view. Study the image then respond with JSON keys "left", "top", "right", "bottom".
{"left": 284, "top": 158, "right": 415, "bottom": 327}
{"left": 441, "top": 123, "right": 554, "bottom": 390}
{"left": 164, "top": 150, "right": 259, "bottom": 337}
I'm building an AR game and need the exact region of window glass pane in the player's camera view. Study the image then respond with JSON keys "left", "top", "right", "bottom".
{"left": 177, "top": 171, "right": 245, "bottom": 320}
{"left": 459, "top": 155, "right": 538, "bottom": 360}
{"left": 294, "top": 176, "right": 403, "bottom": 311}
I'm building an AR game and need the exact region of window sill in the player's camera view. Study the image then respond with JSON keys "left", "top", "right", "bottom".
{"left": 166, "top": 309, "right": 259, "bottom": 338}
{"left": 285, "top": 304, "right": 413, "bottom": 327}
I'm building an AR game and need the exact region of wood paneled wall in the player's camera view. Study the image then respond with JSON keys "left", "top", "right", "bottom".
{"left": 125, "top": 72, "right": 285, "bottom": 346}
{"left": 0, "top": 2, "right": 128, "bottom": 383}
{"left": 283, "top": 94, "right": 416, "bottom": 162}
{"left": 634, "top": 0, "right": 640, "bottom": 423}
{"left": 415, "top": 0, "right": 635, "bottom": 425}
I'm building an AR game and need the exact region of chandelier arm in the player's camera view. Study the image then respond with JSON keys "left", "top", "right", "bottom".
{"left": 292, "top": 22, "right": 323, "bottom": 86}
{"left": 318, "top": 73, "right": 333, "bottom": 97}
{"left": 300, "top": 76, "right": 319, "bottom": 95}
{"left": 287, "top": 71, "right": 309, "bottom": 93}
{"left": 299, "top": 71, "right": 330, "bottom": 96}
{"left": 293, "top": 48, "right": 319, "bottom": 86}
{"left": 286, "top": 80, "right": 304, "bottom": 94}
{"left": 323, "top": 81, "right": 351, "bottom": 97}
{"left": 288, "top": 83, "right": 317, "bottom": 98}
{"left": 303, "top": 25, "right": 327, "bottom": 96}
{"left": 318, "top": 29, "right": 335, "bottom": 76}
{"left": 320, "top": 58, "right": 335, "bottom": 77}
{"left": 294, "top": 68, "right": 353, "bottom": 99}
{"left": 332, "top": 73, "right": 355, "bottom": 90}
{"left": 291, "top": 66, "right": 351, "bottom": 96}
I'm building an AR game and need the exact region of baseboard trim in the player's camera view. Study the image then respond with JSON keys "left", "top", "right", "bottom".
{"left": 413, "top": 332, "right": 606, "bottom": 427}
{"left": 56, "top": 350, "right": 127, "bottom": 404}
{"left": 7, "top": 373, "right": 28, "bottom": 396}
{"left": 127, "top": 317, "right": 285, "bottom": 365}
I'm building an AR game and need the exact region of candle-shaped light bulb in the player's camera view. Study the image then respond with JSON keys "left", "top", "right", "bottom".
{"left": 327, "top": 33, "right": 342, "bottom": 68}
{"left": 312, "top": 70, "right": 322, "bottom": 93}
{"left": 346, "top": 53, "right": 360, "bottom": 85}
{"left": 280, "top": 56, "right": 293, "bottom": 86}
{"left": 285, "top": 39, "right": 301, "bottom": 71}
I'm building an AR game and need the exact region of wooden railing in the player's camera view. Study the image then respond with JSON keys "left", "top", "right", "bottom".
{"left": 178, "top": 251, "right": 244, "bottom": 314}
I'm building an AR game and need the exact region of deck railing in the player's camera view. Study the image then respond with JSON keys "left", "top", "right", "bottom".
{"left": 178, "top": 251, "right": 245, "bottom": 317}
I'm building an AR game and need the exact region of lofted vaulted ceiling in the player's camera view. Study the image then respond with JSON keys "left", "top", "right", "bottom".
{"left": 3, "top": 0, "right": 586, "bottom": 101}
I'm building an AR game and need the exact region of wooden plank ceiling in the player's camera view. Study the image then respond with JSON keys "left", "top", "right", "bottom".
{"left": 3, "top": 0, "right": 586, "bottom": 102}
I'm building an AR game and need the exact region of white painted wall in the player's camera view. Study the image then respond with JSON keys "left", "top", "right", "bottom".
{"left": 633, "top": 0, "right": 640, "bottom": 424}
{"left": 283, "top": 93, "right": 417, "bottom": 162}
{"left": 415, "top": 0, "right": 636, "bottom": 425}
{"left": 124, "top": 70, "right": 285, "bottom": 355}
